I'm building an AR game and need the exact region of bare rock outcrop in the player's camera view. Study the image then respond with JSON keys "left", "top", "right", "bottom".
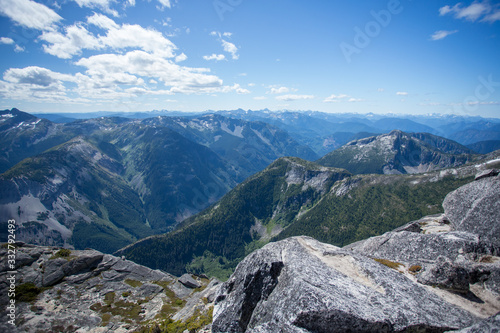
{"left": 0, "top": 245, "right": 219, "bottom": 332}
{"left": 213, "top": 236, "right": 478, "bottom": 332}
{"left": 443, "top": 170, "right": 500, "bottom": 248}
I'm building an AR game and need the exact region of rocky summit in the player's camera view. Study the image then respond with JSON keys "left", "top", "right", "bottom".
{"left": 213, "top": 170, "right": 500, "bottom": 332}
{"left": 0, "top": 244, "right": 219, "bottom": 332}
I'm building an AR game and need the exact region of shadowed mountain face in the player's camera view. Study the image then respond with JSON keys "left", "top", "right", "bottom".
{"left": 317, "top": 130, "right": 479, "bottom": 174}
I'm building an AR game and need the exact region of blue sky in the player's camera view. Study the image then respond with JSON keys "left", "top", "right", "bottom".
{"left": 0, "top": 0, "right": 499, "bottom": 117}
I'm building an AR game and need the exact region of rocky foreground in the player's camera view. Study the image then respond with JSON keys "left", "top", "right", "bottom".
{"left": 0, "top": 245, "right": 219, "bottom": 332}
{"left": 213, "top": 170, "right": 500, "bottom": 332}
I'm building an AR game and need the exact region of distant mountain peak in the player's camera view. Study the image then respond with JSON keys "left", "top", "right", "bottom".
{"left": 318, "top": 130, "right": 479, "bottom": 175}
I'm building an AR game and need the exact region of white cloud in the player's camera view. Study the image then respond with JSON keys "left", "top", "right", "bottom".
{"left": 396, "top": 91, "right": 408, "bottom": 96}
{"left": 40, "top": 13, "right": 178, "bottom": 59}
{"left": 157, "top": 0, "right": 171, "bottom": 8}
{"left": 483, "top": 10, "right": 500, "bottom": 22}
{"left": 323, "top": 94, "right": 349, "bottom": 102}
{"left": 96, "top": 18, "right": 177, "bottom": 57}
{"left": 203, "top": 54, "right": 226, "bottom": 61}
{"left": 41, "top": 24, "right": 101, "bottom": 59}
{"left": 0, "top": 66, "right": 83, "bottom": 103}
{"left": 323, "top": 93, "right": 364, "bottom": 103}
{"left": 0, "top": 37, "right": 14, "bottom": 44}
{"left": 377, "top": 88, "right": 384, "bottom": 92}
{"left": 430, "top": 30, "right": 459, "bottom": 41}
{"left": 4, "top": 66, "right": 74, "bottom": 86}
{"left": 348, "top": 98, "right": 363, "bottom": 102}
{"left": 73, "top": 0, "right": 118, "bottom": 17}
{"left": 222, "top": 83, "right": 250, "bottom": 94}
{"left": 221, "top": 39, "right": 239, "bottom": 60}
{"left": 14, "top": 44, "right": 25, "bottom": 52}
{"left": 175, "top": 53, "right": 187, "bottom": 62}
{"left": 276, "top": 94, "right": 314, "bottom": 101}
{"left": 439, "top": 5, "right": 453, "bottom": 16}
{"left": 269, "top": 86, "right": 290, "bottom": 94}
{"left": 75, "top": 50, "right": 224, "bottom": 96}
{"left": 254, "top": 96, "right": 267, "bottom": 100}
{"left": 439, "top": 1, "right": 500, "bottom": 22}
{"left": 0, "top": 0, "right": 62, "bottom": 30}
{"left": 87, "top": 12, "right": 118, "bottom": 29}
{"left": 209, "top": 31, "right": 239, "bottom": 60}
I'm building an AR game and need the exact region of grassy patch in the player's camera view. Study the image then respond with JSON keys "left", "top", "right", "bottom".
{"left": 408, "top": 265, "right": 422, "bottom": 274}
{"left": 15, "top": 283, "right": 43, "bottom": 303}
{"left": 49, "top": 248, "right": 73, "bottom": 260}
{"left": 373, "top": 258, "right": 403, "bottom": 270}
{"left": 144, "top": 306, "right": 214, "bottom": 333}
{"left": 101, "top": 313, "right": 112, "bottom": 326}
{"left": 124, "top": 279, "right": 143, "bottom": 288}
{"left": 90, "top": 293, "right": 145, "bottom": 325}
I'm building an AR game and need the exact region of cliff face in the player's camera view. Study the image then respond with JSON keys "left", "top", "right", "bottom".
{"left": 213, "top": 170, "right": 500, "bottom": 332}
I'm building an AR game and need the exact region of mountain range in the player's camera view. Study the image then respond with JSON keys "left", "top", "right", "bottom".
{"left": 32, "top": 108, "right": 500, "bottom": 155}
{"left": 1, "top": 108, "right": 499, "bottom": 258}
{"left": 0, "top": 109, "right": 315, "bottom": 253}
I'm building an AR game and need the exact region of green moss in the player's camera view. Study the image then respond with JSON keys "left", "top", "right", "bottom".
{"left": 15, "top": 283, "right": 42, "bottom": 303}
{"left": 49, "top": 248, "right": 72, "bottom": 260}
{"left": 104, "top": 291, "right": 115, "bottom": 305}
{"left": 148, "top": 306, "right": 214, "bottom": 333}
{"left": 91, "top": 294, "right": 146, "bottom": 324}
{"left": 101, "top": 313, "right": 112, "bottom": 326}
{"left": 124, "top": 279, "right": 143, "bottom": 288}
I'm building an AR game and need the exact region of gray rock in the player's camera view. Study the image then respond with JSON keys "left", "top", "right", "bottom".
{"left": 443, "top": 175, "right": 500, "bottom": 248}
{"left": 0, "top": 243, "right": 213, "bottom": 333}
{"left": 417, "top": 256, "right": 470, "bottom": 293}
{"left": 136, "top": 282, "right": 163, "bottom": 298}
{"left": 456, "top": 256, "right": 500, "bottom": 298}
{"left": 449, "top": 312, "right": 500, "bottom": 332}
{"left": 346, "top": 230, "right": 496, "bottom": 264}
{"left": 41, "top": 257, "right": 67, "bottom": 287}
{"left": 213, "top": 236, "right": 478, "bottom": 333}
{"left": 474, "top": 169, "right": 499, "bottom": 181}
{"left": 179, "top": 273, "right": 201, "bottom": 289}
{"left": 62, "top": 250, "right": 103, "bottom": 276}
{"left": 109, "top": 257, "right": 167, "bottom": 281}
